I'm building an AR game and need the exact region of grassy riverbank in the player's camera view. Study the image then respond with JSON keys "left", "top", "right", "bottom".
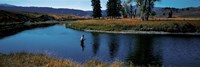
{"left": 0, "top": 53, "right": 78, "bottom": 67}
{"left": 0, "top": 53, "right": 159, "bottom": 67}
{"left": 67, "top": 18, "right": 200, "bottom": 33}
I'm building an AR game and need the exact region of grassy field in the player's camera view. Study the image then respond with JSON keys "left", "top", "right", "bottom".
{"left": 67, "top": 18, "right": 200, "bottom": 33}
{"left": 0, "top": 53, "right": 161, "bottom": 67}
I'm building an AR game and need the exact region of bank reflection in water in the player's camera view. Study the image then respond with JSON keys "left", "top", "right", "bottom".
{"left": 90, "top": 33, "right": 120, "bottom": 59}
{"left": 108, "top": 35, "right": 119, "bottom": 59}
{"left": 126, "top": 35, "right": 162, "bottom": 66}
{"left": 91, "top": 33, "right": 100, "bottom": 56}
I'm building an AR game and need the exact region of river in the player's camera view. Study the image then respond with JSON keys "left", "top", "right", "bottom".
{"left": 0, "top": 25, "right": 200, "bottom": 66}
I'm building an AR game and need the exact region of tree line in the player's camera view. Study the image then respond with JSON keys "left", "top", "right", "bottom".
{"left": 91, "top": 0, "right": 161, "bottom": 21}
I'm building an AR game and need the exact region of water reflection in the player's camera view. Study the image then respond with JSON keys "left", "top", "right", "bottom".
{"left": 126, "top": 35, "right": 162, "bottom": 66}
{"left": 108, "top": 35, "right": 119, "bottom": 59}
{"left": 0, "top": 24, "right": 53, "bottom": 39}
{"left": 80, "top": 41, "right": 85, "bottom": 51}
{"left": 91, "top": 33, "right": 100, "bottom": 56}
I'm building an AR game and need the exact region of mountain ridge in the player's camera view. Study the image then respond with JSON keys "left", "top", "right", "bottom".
{"left": 0, "top": 4, "right": 200, "bottom": 18}
{"left": 0, "top": 4, "right": 89, "bottom": 16}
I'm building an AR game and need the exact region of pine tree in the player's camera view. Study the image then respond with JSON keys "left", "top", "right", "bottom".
{"left": 116, "top": 0, "right": 122, "bottom": 17}
{"left": 168, "top": 9, "right": 173, "bottom": 18}
{"left": 91, "top": 0, "right": 102, "bottom": 18}
{"left": 106, "top": 0, "right": 122, "bottom": 18}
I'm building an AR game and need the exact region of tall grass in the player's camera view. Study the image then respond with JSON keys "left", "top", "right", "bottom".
{"left": 0, "top": 53, "right": 161, "bottom": 67}
{"left": 0, "top": 53, "right": 79, "bottom": 67}
{"left": 67, "top": 18, "right": 200, "bottom": 33}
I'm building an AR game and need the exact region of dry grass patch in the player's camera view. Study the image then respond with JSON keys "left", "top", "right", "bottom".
{"left": 67, "top": 18, "right": 200, "bottom": 32}
{"left": 0, "top": 53, "right": 80, "bottom": 67}
{"left": 0, "top": 53, "right": 163, "bottom": 67}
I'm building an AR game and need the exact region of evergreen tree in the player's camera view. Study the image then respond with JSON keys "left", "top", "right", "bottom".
{"left": 106, "top": 0, "right": 122, "bottom": 18}
{"left": 116, "top": 0, "right": 122, "bottom": 17}
{"left": 168, "top": 9, "right": 173, "bottom": 18}
{"left": 106, "top": 0, "right": 112, "bottom": 17}
{"left": 91, "top": 0, "right": 102, "bottom": 18}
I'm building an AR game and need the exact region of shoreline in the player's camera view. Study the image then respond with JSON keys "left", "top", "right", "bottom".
{"left": 84, "top": 30, "right": 200, "bottom": 35}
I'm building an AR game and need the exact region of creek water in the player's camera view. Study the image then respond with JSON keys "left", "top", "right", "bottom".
{"left": 0, "top": 25, "right": 200, "bottom": 66}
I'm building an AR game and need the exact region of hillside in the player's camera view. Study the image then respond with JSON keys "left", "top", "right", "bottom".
{"left": 155, "top": 7, "right": 200, "bottom": 18}
{"left": 0, "top": 10, "right": 33, "bottom": 23}
{"left": 0, "top": 4, "right": 89, "bottom": 16}
{"left": 0, "top": 10, "right": 79, "bottom": 23}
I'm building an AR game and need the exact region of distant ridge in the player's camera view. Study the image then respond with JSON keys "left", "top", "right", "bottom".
{"left": 0, "top": 4, "right": 16, "bottom": 7}
{"left": 0, "top": 4, "right": 200, "bottom": 18}
{"left": 0, "top": 4, "right": 89, "bottom": 16}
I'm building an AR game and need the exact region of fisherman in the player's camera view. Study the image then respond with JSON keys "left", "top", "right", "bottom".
{"left": 80, "top": 34, "right": 85, "bottom": 42}
{"left": 80, "top": 34, "right": 85, "bottom": 51}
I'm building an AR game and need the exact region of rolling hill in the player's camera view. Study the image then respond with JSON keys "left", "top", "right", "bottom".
{"left": 155, "top": 7, "right": 200, "bottom": 18}
{"left": 0, "top": 4, "right": 89, "bottom": 16}
{"left": 0, "top": 9, "right": 80, "bottom": 23}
